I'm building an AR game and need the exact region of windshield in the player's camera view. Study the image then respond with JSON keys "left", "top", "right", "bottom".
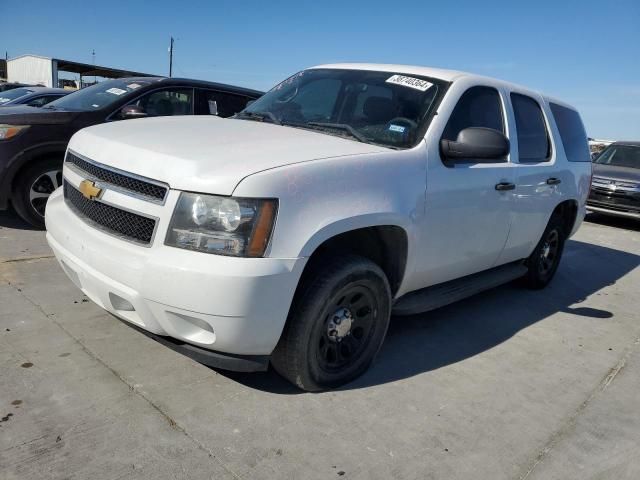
{"left": 238, "top": 68, "right": 444, "bottom": 149}
{"left": 594, "top": 145, "right": 640, "bottom": 169}
{"left": 0, "top": 88, "right": 35, "bottom": 104}
{"left": 45, "top": 79, "right": 152, "bottom": 111}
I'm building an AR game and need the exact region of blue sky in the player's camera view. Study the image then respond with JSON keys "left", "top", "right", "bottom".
{"left": 2, "top": 0, "right": 639, "bottom": 139}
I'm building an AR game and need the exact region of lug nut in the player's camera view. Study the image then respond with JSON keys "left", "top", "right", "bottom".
{"left": 335, "top": 318, "right": 342, "bottom": 325}
{"left": 329, "top": 329, "right": 337, "bottom": 337}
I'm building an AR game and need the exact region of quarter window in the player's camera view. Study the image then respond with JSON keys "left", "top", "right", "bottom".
{"left": 511, "top": 93, "right": 550, "bottom": 162}
{"left": 549, "top": 103, "right": 590, "bottom": 162}
{"left": 442, "top": 86, "right": 504, "bottom": 142}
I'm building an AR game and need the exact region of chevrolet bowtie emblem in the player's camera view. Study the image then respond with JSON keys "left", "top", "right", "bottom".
{"left": 78, "top": 180, "right": 102, "bottom": 200}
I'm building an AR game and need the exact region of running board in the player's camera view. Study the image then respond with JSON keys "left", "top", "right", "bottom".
{"left": 392, "top": 261, "right": 528, "bottom": 316}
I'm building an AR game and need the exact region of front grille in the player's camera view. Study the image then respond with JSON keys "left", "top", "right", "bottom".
{"left": 64, "top": 182, "right": 157, "bottom": 245}
{"left": 66, "top": 151, "right": 168, "bottom": 203}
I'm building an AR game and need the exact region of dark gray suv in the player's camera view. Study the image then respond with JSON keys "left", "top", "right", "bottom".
{"left": 588, "top": 141, "right": 640, "bottom": 219}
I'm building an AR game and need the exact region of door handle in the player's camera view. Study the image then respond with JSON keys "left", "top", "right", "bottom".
{"left": 546, "top": 177, "right": 562, "bottom": 185}
{"left": 495, "top": 182, "right": 516, "bottom": 191}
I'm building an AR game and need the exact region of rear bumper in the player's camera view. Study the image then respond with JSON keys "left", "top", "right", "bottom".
{"left": 45, "top": 187, "right": 307, "bottom": 362}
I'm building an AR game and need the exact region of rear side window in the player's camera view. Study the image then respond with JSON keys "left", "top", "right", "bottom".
{"left": 442, "top": 86, "right": 504, "bottom": 141}
{"left": 549, "top": 103, "right": 590, "bottom": 162}
{"left": 511, "top": 93, "right": 550, "bottom": 162}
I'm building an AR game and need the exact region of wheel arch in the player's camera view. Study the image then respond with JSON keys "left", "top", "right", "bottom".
{"left": 1, "top": 142, "right": 67, "bottom": 208}
{"left": 550, "top": 199, "right": 579, "bottom": 238}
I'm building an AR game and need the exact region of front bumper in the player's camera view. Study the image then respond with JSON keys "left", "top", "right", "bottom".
{"left": 45, "top": 188, "right": 306, "bottom": 367}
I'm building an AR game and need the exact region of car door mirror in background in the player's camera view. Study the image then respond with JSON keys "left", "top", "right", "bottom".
{"left": 120, "top": 104, "right": 148, "bottom": 119}
{"left": 440, "top": 127, "right": 510, "bottom": 162}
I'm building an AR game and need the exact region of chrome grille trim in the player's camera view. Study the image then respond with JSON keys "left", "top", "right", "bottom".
{"left": 63, "top": 181, "right": 159, "bottom": 247}
{"left": 65, "top": 150, "right": 169, "bottom": 204}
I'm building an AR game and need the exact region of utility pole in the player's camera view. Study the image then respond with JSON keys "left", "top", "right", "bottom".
{"left": 168, "top": 37, "right": 174, "bottom": 78}
{"left": 92, "top": 49, "right": 96, "bottom": 84}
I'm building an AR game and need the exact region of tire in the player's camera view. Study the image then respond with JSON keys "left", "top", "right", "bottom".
{"left": 523, "top": 214, "right": 566, "bottom": 289}
{"left": 272, "top": 254, "right": 392, "bottom": 392}
{"left": 12, "top": 158, "right": 63, "bottom": 228}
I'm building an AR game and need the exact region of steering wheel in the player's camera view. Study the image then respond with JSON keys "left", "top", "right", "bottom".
{"left": 386, "top": 117, "right": 418, "bottom": 130}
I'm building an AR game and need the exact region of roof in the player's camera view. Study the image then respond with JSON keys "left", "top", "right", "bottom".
{"left": 612, "top": 141, "right": 640, "bottom": 146}
{"left": 161, "top": 77, "right": 263, "bottom": 97}
{"left": 312, "top": 63, "right": 576, "bottom": 110}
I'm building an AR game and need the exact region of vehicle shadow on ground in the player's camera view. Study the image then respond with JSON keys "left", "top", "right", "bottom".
{"left": 222, "top": 239, "right": 639, "bottom": 393}
{"left": 584, "top": 212, "right": 640, "bottom": 232}
{"left": 0, "top": 209, "right": 39, "bottom": 230}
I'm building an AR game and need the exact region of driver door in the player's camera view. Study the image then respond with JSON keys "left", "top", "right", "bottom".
{"left": 415, "top": 85, "right": 515, "bottom": 288}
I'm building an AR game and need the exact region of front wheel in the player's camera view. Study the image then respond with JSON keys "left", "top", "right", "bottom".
{"left": 12, "top": 159, "right": 63, "bottom": 228}
{"left": 523, "top": 214, "right": 566, "bottom": 289}
{"left": 272, "top": 254, "right": 391, "bottom": 391}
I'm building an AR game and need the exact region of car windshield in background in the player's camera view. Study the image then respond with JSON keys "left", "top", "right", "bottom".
{"left": 595, "top": 145, "right": 640, "bottom": 169}
{"left": 237, "top": 68, "right": 444, "bottom": 149}
{"left": 44, "top": 79, "right": 152, "bottom": 111}
{"left": 0, "top": 87, "right": 35, "bottom": 104}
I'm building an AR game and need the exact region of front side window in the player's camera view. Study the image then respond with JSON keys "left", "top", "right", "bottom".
{"left": 511, "top": 93, "right": 550, "bottom": 162}
{"left": 26, "top": 95, "right": 60, "bottom": 107}
{"left": 237, "top": 69, "right": 445, "bottom": 149}
{"left": 594, "top": 145, "right": 640, "bottom": 169}
{"left": 441, "top": 86, "right": 504, "bottom": 142}
{"left": 120, "top": 88, "right": 194, "bottom": 118}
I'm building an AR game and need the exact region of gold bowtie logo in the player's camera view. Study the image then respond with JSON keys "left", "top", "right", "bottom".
{"left": 78, "top": 180, "right": 102, "bottom": 200}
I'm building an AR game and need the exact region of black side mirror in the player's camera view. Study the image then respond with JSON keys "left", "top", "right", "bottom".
{"left": 120, "top": 104, "right": 148, "bottom": 119}
{"left": 440, "top": 127, "right": 510, "bottom": 161}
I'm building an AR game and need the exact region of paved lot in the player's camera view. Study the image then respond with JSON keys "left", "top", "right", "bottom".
{"left": 0, "top": 209, "right": 639, "bottom": 480}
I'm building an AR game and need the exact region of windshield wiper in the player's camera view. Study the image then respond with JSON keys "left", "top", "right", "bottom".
{"left": 305, "top": 122, "right": 367, "bottom": 143}
{"left": 235, "top": 111, "right": 281, "bottom": 125}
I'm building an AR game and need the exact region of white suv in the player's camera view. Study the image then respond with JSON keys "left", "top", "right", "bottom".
{"left": 45, "top": 64, "right": 592, "bottom": 391}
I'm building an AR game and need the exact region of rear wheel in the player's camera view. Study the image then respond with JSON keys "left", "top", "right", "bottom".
{"left": 272, "top": 254, "right": 391, "bottom": 391}
{"left": 523, "top": 214, "right": 566, "bottom": 289}
{"left": 12, "top": 158, "right": 63, "bottom": 228}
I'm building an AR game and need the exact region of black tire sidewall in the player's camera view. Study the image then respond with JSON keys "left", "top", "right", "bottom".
{"left": 12, "top": 158, "right": 62, "bottom": 228}
{"left": 273, "top": 255, "right": 391, "bottom": 391}
{"left": 526, "top": 216, "right": 566, "bottom": 289}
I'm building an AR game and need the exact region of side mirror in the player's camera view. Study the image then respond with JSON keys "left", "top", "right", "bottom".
{"left": 120, "top": 104, "right": 148, "bottom": 119}
{"left": 440, "top": 127, "right": 510, "bottom": 162}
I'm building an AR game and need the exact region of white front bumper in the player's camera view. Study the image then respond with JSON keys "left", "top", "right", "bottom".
{"left": 45, "top": 188, "right": 306, "bottom": 356}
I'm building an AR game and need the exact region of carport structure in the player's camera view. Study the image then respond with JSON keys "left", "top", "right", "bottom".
{"left": 6, "top": 54, "right": 158, "bottom": 89}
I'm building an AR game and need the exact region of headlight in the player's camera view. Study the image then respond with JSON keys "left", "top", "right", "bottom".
{"left": 0, "top": 124, "right": 30, "bottom": 140}
{"left": 165, "top": 192, "right": 278, "bottom": 257}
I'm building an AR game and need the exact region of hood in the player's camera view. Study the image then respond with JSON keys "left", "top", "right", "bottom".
{"left": 592, "top": 163, "right": 640, "bottom": 183}
{"left": 69, "top": 115, "right": 387, "bottom": 195}
{"left": 0, "top": 105, "right": 80, "bottom": 125}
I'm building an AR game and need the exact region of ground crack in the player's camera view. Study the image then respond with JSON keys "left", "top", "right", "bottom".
{"left": 9, "top": 284, "right": 242, "bottom": 480}
{"left": 518, "top": 336, "right": 639, "bottom": 480}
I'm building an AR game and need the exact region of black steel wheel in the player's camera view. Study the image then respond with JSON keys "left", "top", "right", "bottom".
{"left": 272, "top": 254, "right": 391, "bottom": 391}
{"left": 524, "top": 214, "right": 566, "bottom": 289}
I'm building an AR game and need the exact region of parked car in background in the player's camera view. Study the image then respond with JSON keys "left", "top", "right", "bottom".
{"left": 588, "top": 141, "right": 640, "bottom": 219}
{"left": 0, "top": 77, "right": 262, "bottom": 226}
{"left": 0, "top": 82, "right": 35, "bottom": 92}
{"left": 0, "top": 87, "right": 69, "bottom": 107}
{"left": 45, "top": 64, "right": 591, "bottom": 391}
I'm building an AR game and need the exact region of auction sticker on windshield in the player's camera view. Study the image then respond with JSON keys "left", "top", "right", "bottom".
{"left": 106, "top": 88, "right": 127, "bottom": 95}
{"left": 386, "top": 75, "right": 433, "bottom": 92}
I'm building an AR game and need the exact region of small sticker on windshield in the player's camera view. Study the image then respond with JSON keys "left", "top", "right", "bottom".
{"left": 106, "top": 87, "right": 127, "bottom": 95}
{"left": 386, "top": 75, "right": 433, "bottom": 92}
{"left": 389, "top": 124, "right": 406, "bottom": 133}
{"left": 127, "top": 83, "right": 142, "bottom": 90}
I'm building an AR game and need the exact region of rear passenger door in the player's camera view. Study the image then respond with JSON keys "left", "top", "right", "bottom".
{"left": 498, "top": 92, "right": 564, "bottom": 263}
{"left": 196, "top": 89, "right": 252, "bottom": 117}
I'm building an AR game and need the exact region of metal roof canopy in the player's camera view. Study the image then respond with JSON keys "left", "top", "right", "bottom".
{"left": 53, "top": 58, "right": 159, "bottom": 79}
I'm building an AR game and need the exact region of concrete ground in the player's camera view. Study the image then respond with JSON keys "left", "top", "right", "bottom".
{"left": 0, "top": 209, "right": 638, "bottom": 480}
